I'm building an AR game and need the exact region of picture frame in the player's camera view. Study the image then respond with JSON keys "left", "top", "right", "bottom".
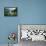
{"left": 18, "top": 24, "right": 46, "bottom": 41}
{"left": 4, "top": 7, "right": 17, "bottom": 16}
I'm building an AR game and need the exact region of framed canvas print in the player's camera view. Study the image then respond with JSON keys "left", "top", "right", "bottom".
{"left": 4, "top": 7, "right": 17, "bottom": 16}
{"left": 18, "top": 24, "right": 46, "bottom": 41}
{"left": 8, "top": 32, "right": 18, "bottom": 46}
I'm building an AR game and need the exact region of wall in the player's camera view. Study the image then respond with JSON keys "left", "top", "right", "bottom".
{"left": 19, "top": 0, "right": 46, "bottom": 24}
{"left": 0, "top": 0, "right": 19, "bottom": 44}
{"left": 0, "top": 0, "right": 46, "bottom": 44}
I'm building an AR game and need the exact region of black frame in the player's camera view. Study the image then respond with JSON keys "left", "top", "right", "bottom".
{"left": 4, "top": 7, "right": 17, "bottom": 16}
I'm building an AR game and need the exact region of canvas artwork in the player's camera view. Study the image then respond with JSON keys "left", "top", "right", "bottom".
{"left": 8, "top": 32, "right": 18, "bottom": 46}
{"left": 4, "top": 7, "right": 17, "bottom": 16}
{"left": 18, "top": 25, "right": 46, "bottom": 41}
